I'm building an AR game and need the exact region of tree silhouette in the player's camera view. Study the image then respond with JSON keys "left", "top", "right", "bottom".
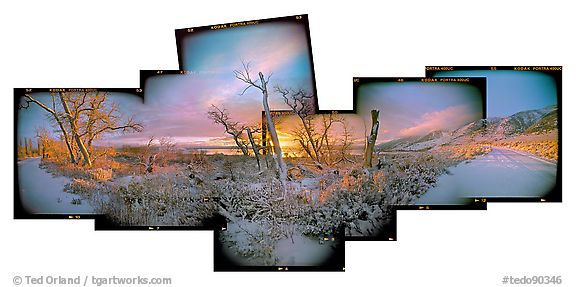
{"left": 233, "top": 62, "right": 288, "bottom": 195}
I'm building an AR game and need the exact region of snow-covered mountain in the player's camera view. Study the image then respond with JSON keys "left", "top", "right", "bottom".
{"left": 376, "top": 130, "right": 451, "bottom": 151}
{"left": 486, "top": 105, "right": 557, "bottom": 138}
{"left": 377, "top": 105, "right": 558, "bottom": 151}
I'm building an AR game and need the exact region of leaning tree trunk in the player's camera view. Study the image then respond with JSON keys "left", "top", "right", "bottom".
{"left": 259, "top": 72, "right": 288, "bottom": 194}
{"left": 299, "top": 116, "right": 320, "bottom": 163}
{"left": 52, "top": 113, "right": 76, "bottom": 163}
{"left": 59, "top": 92, "right": 92, "bottom": 167}
{"left": 246, "top": 128, "right": 261, "bottom": 171}
{"left": 363, "top": 109, "right": 380, "bottom": 168}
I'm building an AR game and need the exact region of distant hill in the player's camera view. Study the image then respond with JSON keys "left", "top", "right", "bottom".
{"left": 487, "top": 105, "right": 557, "bottom": 137}
{"left": 376, "top": 135, "right": 421, "bottom": 151}
{"left": 376, "top": 131, "right": 450, "bottom": 151}
{"left": 377, "top": 105, "right": 558, "bottom": 151}
{"left": 525, "top": 109, "right": 558, "bottom": 134}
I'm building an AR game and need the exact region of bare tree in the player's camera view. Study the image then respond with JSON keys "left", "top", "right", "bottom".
{"left": 78, "top": 92, "right": 142, "bottom": 153}
{"left": 275, "top": 87, "right": 322, "bottom": 164}
{"left": 364, "top": 110, "right": 380, "bottom": 168}
{"left": 207, "top": 105, "right": 249, "bottom": 156}
{"left": 59, "top": 92, "right": 92, "bottom": 166}
{"left": 139, "top": 137, "right": 157, "bottom": 173}
{"left": 137, "top": 136, "right": 177, "bottom": 173}
{"left": 317, "top": 113, "right": 341, "bottom": 164}
{"left": 35, "top": 127, "right": 53, "bottom": 159}
{"left": 21, "top": 91, "right": 142, "bottom": 167}
{"left": 333, "top": 118, "right": 356, "bottom": 164}
{"left": 275, "top": 87, "right": 352, "bottom": 167}
{"left": 290, "top": 122, "right": 318, "bottom": 161}
{"left": 20, "top": 93, "right": 76, "bottom": 163}
{"left": 157, "top": 137, "right": 177, "bottom": 167}
{"left": 279, "top": 113, "right": 342, "bottom": 168}
{"left": 234, "top": 62, "right": 288, "bottom": 194}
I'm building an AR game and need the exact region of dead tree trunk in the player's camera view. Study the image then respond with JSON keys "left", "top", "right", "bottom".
{"left": 145, "top": 155, "right": 156, "bottom": 173}
{"left": 246, "top": 128, "right": 261, "bottom": 171}
{"left": 139, "top": 138, "right": 157, "bottom": 173}
{"left": 59, "top": 92, "right": 92, "bottom": 167}
{"left": 259, "top": 72, "right": 288, "bottom": 193}
{"left": 234, "top": 63, "right": 288, "bottom": 196}
{"left": 363, "top": 110, "right": 380, "bottom": 168}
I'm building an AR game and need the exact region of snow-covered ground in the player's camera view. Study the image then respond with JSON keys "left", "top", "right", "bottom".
{"left": 274, "top": 234, "right": 335, "bottom": 266}
{"left": 17, "top": 158, "right": 96, "bottom": 214}
{"left": 416, "top": 147, "right": 557, "bottom": 205}
{"left": 221, "top": 218, "right": 336, "bottom": 266}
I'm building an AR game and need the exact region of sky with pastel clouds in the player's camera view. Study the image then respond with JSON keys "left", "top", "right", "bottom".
{"left": 433, "top": 70, "right": 557, "bottom": 118}
{"left": 179, "top": 21, "right": 315, "bottom": 93}
{"left": 356, "top": 81, "right": 484, "bottom": 143}
{"left": 18, "top": 79, "right": 483, "bottom": 147}
{"left": 17, "top": 72, "right": 298, "bottom": 148}
{"left": 18, "top": 21, "right": 316, "bottom": 148}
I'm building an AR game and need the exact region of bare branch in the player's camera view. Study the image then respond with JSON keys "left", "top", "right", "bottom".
{"left": 233, "top": 61, "right": 265, "bottom": 94}
{"left": 207, "top": 104, "right": 249, "bottom": 155}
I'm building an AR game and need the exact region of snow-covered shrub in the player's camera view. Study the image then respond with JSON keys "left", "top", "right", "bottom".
{"left": 297, "top": 152, "right": 455, "bottom": 237}
{"left": 89, "top": 168, "right": 113, "bottom": 181}
{"left": 64, "top": 179, "right": 98, "bottom": 196}
{"left": 94, "top": 172, "right": 218, "bottom": 226}
{"left": 300, "top": 184, "right": 411, "bottom": 237}
{"left": 70, "top": 198, "right": 82, "bottom": 205}
{"left": 376, "top": 152, "right": 451, "bottom": 197}
{"left": 219, "top": 219, "right": 279, "bottom": 266}
{"left": 215, "top": 163, "right": 314, "bottom": 265}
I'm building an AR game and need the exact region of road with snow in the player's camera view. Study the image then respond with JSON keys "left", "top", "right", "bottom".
{"left": 416, "top": 147, "right": 557, "bottom": 205}
{"left": 17, "top": 157, "right": 96, "bottom": 214}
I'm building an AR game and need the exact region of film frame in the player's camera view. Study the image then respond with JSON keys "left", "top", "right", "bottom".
{"left": 425, "top": 66, "right": 562, "bottom": 203}
{"left": 348, "top": 77, "right": 489, "bottom": 241}
{"left": 175, "top": 14, "right": 319, "bottom": 114}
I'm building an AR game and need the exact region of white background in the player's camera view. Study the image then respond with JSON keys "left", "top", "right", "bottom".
{"left": 1, "top": 0, "right": 573, "bottom": 286}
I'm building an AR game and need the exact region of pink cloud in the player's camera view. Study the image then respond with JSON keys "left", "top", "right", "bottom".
{"left": 244, "top": 40, "right": 304, "bottom": 74}
{"left": 399, "top": 105, "right": 480, "bottom": 137}
{"left": 236, "top": 27, "right": 307, "bottom": 74}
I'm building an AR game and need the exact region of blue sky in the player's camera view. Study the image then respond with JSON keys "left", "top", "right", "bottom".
{"left": 356, "top": 82, "right": 484, "bottom": 142}
{"left": 435, "top": 70, "right": 557, "bottom": 118}
{"left": 180, "top": 22, "right": 314, "bottom": 91}
{"left": 17, "top": 92, "right": 54, "bottom": 143}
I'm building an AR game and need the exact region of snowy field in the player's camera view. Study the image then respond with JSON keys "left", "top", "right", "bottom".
{"left": 17, "top": 157, "right": 96, "bottom": 214}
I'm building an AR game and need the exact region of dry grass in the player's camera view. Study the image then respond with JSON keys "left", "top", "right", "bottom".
{"left": 493, "top": 132, "right": 558, "bottom": 161}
